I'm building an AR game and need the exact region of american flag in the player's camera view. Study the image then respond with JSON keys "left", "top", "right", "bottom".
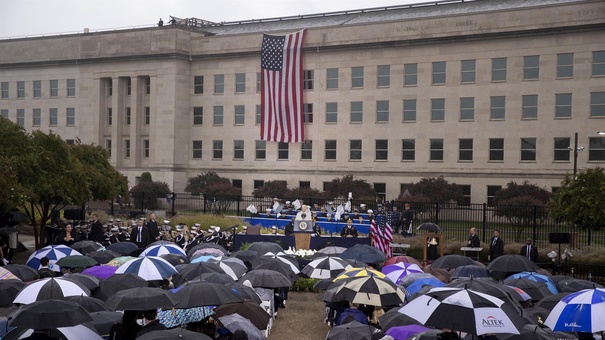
{"left": 260, "top": 30, "right": 305, "bottom": 143}
{"left": 370, "top": 213, "right": 393, "bottom": 258}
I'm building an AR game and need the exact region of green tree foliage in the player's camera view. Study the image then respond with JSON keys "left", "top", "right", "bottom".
{"left": 70, "top": 143, "right": 128, "bottom": 201}
{"left": 549, "top": 167, "right": 605, "bottom": 232}
{"left": 324, "top": 174, "right": 377, "bottom": 199}
{"left": 399, "top": 176, "right": 464, "bottom": 203}
{"left": 492, "top": 181, "right": 552, "bottom": 242}
{"left": 130, "top": 180, "right": 171, "bottom": 210}
{"left": 140, "top": 172, "right": 153, "bottom": 183}
{"left": 185, "top": 171, "right": 240, "bottom": 196}
{"left": 288, "top": 187, "right": 328, "bottom": 200}
{"left": 252, "top": 180, "right": 288, "bottom": 198}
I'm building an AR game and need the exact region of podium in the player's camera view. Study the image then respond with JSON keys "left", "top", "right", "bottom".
{"left": 461, "top": 247, "right": 483, "bottom": 261}
{"left": 294, "top": 232, "right": 311, "bottom": 250}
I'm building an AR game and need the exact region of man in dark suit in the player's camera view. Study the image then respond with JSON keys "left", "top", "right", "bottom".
{"left": 131, "top": 219, "right": 151, "bottom": 249}
{"left": 466, "top": 227, "right": 481, "bottom": 259}
{"left": 89, "top": 214, "right": 104, "bottom": 243}
{"left": 146, "top": 213, "right": 160, "bottom": 242}
{"left": 520, "top": 238, "right": 538, "bottom": 262}
{"left": 488, "top": 230, "right": 504, "bottom": 261}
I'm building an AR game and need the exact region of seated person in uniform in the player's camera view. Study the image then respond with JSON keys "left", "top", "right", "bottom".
{"left": 340, "top": 219, "right": 358, "bottom": 238}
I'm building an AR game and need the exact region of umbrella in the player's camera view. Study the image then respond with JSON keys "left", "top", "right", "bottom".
{"left": 0, "top": 267, "right": 20, "bottom": 281}
{"left": 70, "top": 240, "right": 104, "bottom": 254}
{"left": 196, "top": 272, "right": 235, "bottom": 284}
{"left": 326, "top": 320, "right": 376, "bottom": 340}
{"left": 238, "top": 269, "right": 291, "bottom": 288}
{"left": 544, "top": 287, "right": 605, "bottom": 333}
{"left": 451, "top": 264, "right": 490, "bottom": 280}
{"left": 63, "top": 273, "right": 100, "bottom": 291}
{"left": 398, "top": 273, "right": 445, "bottom": 296}
{"left": 408, "top": 329, "right": 455, "bottom": 340}
{"left": 224, "top": 282, "right": 263, "bottom": 304}
{"left": 486, "top": 255, "right": 540, "bottom": 280}
{"left": 106, "top": 242, "right": 138, "bottom": 255}
{"left": 62, "top": 295, "right": 108, "bottom": 312}
{"left": 446, "top": 277, "right": 524, "bottom": 306}
{"left": 89, "top": 249, "right": 120, "bottom": 264}
{"left": 557, "top": 278, "right": 603, "bottom": 293}
{"left": 253, "top": 259, "right": 298, "bottom": 282}
{"left": 3, "top": 324, "right": 103, "bottom": 340}
{"left": 233, "top": 249, "right": 259, "bottom": 262}
{"left": 314, "top": 279, "right": 336, "bottom": 290}
{"left": 247, "top": 242, "right": 283, "bottom": 256}
{"left": 503, "top": 278, "right": 553, "bottom": 300}
{"left": 340, "top": 244, "right": 386, "bottom": 264}
{"left": 191, "top": 254, "right": 221, "bottom": 263}
{"left": 506, "top": 285, "right": 532, "bottom": 301}
{"left": 191, "top": 248, "right": 226, "bottom": 259}
{"left": 209, "top": 257, "right": 248, "bottom": 280}
{"left": 141, "top": 244, "right": 187, "bottom": 257}
{"left": 136, "top": 328, "right": 213, "bottom": 340}
{"left": 521, "top": 306, "right": 551, "bottom": 326}
{"left": 534, "top": 292, "right": 574, "bottom": 311}
{"left": 172, "top": 262, "right": 226, "bottom": 287}
{"left": 378, "top": 307, "right": 421, "bottom": 331}
{"left": 416, "top": 222, "right": 442, "bottom": 232}
{"left": 7, "top": 299, "right": 92, "bottom": 328}
{"left": 105, "top": 287, "right": 180, "bottom": 311}
{"left": 422, "top": 267, "right": 451, "bottom": 283}
{"left": 92, "top": 273, "right": 148, "bottom": 301}
{"left": 55, "top": 255, "right": 98, "bottom": 268}
{"left": 332, "top": 276, "right": 406, "bottom": 307}
{"left": 213, "top": 301, "right": 271, "bottom": 330}
{"left": 503, "top": 323, "right": 579, "bottom": 340}
{"left": 106, "top": 256, "right": 136, "bottom": 267}
{"left": 342, "top": 259, "right": 368, "bottom": 268}
{"left": 2, "top": 264, "right": 39, "bottom": 282}
{"left": 385, "top": 324, "right": 430, "bottom": 340}
{"left": 316, "top": 246, "right": 347, "bottom": 255}
{"left": 302, "top": 256, "right": 351, "bottom": 280}
{"left": 398, "top": 287, "right": 525, "bottom": 335}
{"left": 89, "top": 310, "right": 122, "bottom": 335}
{"left": 187, "top": 243, "right": 228, "bottom": 258}
{"left": 157, "top": 307, "right": 214, "bottom": 329}
{"left": 26, "top": 245, "right": 82, "bottom": 272}
{"left": 217, "top": 314, "right": 265, "bottom": 340}
{"left": 0, "top": 279, "right": 26, "bottom": 306}
{"left": 160, "top": 253, "right": 189, "bottom": 266}
{"left": 381, "top": 263, "right": 423, "bottom": 284}
{"left": 430, "top": 255, "right": 475, "bottom": 270}
{"left": 258, "top": 252, "right": 300, "bottom": 273}
{"left": 384, "top": 255, "right": 422, "bottom": 267}
{"left": 114, "top": 256, "right": 178, "bottom": 281}
{"left": 148, "top": 240, "right": 175, "bottom": 247}
{"left": 81, "top": 265, "right": 118, "bottom": 280}
{"left": 13, "top": 277, "right": 90, "bottom": 304}
{"left": 173, "top": 281, "right": 242, "bottom": 308}
{"left": 333, "top": 267, "right": 386, "bottom": 281}
{"left": 506, "top": 271, "right": 558, "bottom": 294}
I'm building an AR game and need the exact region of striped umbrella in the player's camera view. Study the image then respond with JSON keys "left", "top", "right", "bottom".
{"left": 261, "top": 252, "right": 300, "bottom": 274}
{"left": 0, "top": 266, "right": 20, "bottom": 281}
{"left": 331, "top": 276, "right": 406, "bottom": 307}
{"left": 333, "top": 267, "right": 386, "bottom": 282}
{"left": 208, "top": 257, "right": 247, "bottom": 280}
{"left": 302, "top": 256, "right": 351, "bottom": 280}
{"left": 115, "top": 256, "right": 178, "bottom": 281}
{"left": 13, "top": 277, "right": 90, "bottom": 304}
{"left": 506, "top": 271, "right": 558, "bottom": 294}
{"left": 140, "top": 243, "right": 187, "bottom": 257}
{"left": 382, "top": 263, "right": 424, "bottom": 284}
{"left": 26, "top": 245, "right": 82, "bottom": 272}
{"left": 106, "top": 256, "right": 136, "bottom": 267}
{"left": 544, "top": 288, "right": 605, "bottom": 333}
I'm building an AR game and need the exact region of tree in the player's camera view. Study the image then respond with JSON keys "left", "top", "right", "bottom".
{"left": 252, "top": 180, "right": 288, "bottom": 198}
{"left": 492, "top": 181, "right": 552, "bottom": 242}
{"left": 549, "top": 167, "right": 605, "bottom": 232}
{"left": 130, "top": 172, "right": 171, "bottom": 211}
{"left": 398, "top": 176, "right": 464, "bottom": 221}
{"left": 324, "top": 175, "right": 377, "bottom": 199}
{"left": 288, "top": 187, "right": 328, "bottom": 200}
{"left": 185, "top": 171, "right": 238, "bottom": 195}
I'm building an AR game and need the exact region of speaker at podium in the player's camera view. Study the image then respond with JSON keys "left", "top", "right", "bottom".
{"left": 293, "top": 208, "right": 313, "bottom": 250}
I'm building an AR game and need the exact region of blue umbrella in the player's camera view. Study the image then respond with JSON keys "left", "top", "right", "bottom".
{"left": 191, "top": 255, "right": 220, "bottom": 263}
{"left": 544, "top": 288, "right": 605, "bottom": 333}
{"left": 115, "top": 256, "right": 178, "bottom": 281}
{"left": 506, "top": 271, "right": 558, "bottom": 294}
{"left": 26, "top": 245, "right": 83, "bottom": 272}
{"left": 140, "top": 244, "right": 186, "bottom": 257}
{"left": 401, "top": 275, "right": 445, "bottom": 296}
{"left": 158, "top": 306, "right": 214, "bottom": 328}
{"left": 451, "top": 265, "right": 490, "bottom": 280}
{"left": 106, "top": 242, "right": 138, "bottom": 255}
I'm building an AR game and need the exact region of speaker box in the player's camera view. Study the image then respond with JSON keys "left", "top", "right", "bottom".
{"left": 63, "top": 209, "right": 85, "bottom": 220}
{"left": 549, "top": 232, "right": 571, "bottom": 244}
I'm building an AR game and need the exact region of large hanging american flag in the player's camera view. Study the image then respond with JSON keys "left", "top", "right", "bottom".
{"left": 260, "top": 30, "right": 305, "bottom": 143}
{"left": 370, "top": 212, "right": 393, "bottom": 258}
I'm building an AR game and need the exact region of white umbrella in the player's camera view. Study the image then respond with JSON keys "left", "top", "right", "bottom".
{"left": 140, "top": 244, "right": 187, "bottom": 257}
{"left": 115, "top": 256, "right": 178, "bottom": 281}
{"left": 3, "top": 324, "right": 102, "bottom": 340}
{"left": 262, "top": 252, "right": 300, "bottom": 274}
{"left": 13, "top": 277, "right": 90, "bottom": 304}
{"left": 26, "top": 245, "right": 82, "bottom": 272}
{"left": 544, "top": 287, "right": 605, "bottom": 333}
{"left": 301, "top": 256, "right": 351, "bottom": 280}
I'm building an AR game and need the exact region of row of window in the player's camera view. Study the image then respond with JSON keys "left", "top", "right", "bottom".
{"left": 190, "top": 51, "right": 605, "bottom": 94}
{"left": 0, "top": 79, "right": 76, "bottom": 99}
{"left": 0, "top": 108, "right": 75, "bottom": 126}
{"left": 106, "top": 107, "right": 151, "bottom": 126}
{"left": 104, "top": 76, "right": 151, "bottom": 96}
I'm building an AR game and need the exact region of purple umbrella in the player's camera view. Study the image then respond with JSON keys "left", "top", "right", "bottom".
{"left": 81, "top": 265, "right": 118, "bottom": 280}
{"left": 385, "top": 324, "right": 430, "bottom": 339}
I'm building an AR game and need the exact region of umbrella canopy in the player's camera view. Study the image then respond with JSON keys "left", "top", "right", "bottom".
{"left": 260, "top": 252, "right": 300, "bottom": 273}
{"left": 172, "top": 262, "right": 226, "bottom": 287}
{"left": 332, "top": 276, "right": 406, "bottom": 307}
{"left": 506, "top": 285, "right": 532, "bottom": 302}
{"left": 233, "top": 249, "right": 258, "bottom": 262}
{"left": 486, "top": 255, "right": 540, "bottom": 280}
{"left": 26, "top": 245, "right": 82, "bottom": 272}
{"left": 422, "top": 267, "right": 451, "bottom": 284}
{"left": 416, "top": 222, "right": 442, "bottom": 232}
{"left": 212, "top": 301, "right": 271, "bottom": 330}
{"left": 451, "top": 264, "right": 490, "bottom": 280}
{"left": 89, "top": 249, "right": 120, "bottom": 264}
{"left": 55, "top": 255, "right": 98, "bottom": 268}
{"left": 503, "top": 323, "right": 579, "bottom": 340}
{"left": 157, "top": 306, "right": 214, "bottom": 329}
{"left": 333, "top": 267, "right": 386, "bottom": 282}
{"left": 302, "top": 256, "right": 351, "bottom": 280}
{"left": 398, "top": 287, "right": 525, "bottom": 336}
{"left": 430, "top": 255, "right": 475, "bottom": 270}
{"left": 247, "top": 242, "right": 283, "bottom": 256}
{"left": 187, "top": 243, "right": 228, "bottom": 258}
{"left": 252, "top": 259, "right": 298, "bottom": 282}
{"left": 191, "top": 254, "right": 221, "bottom": 263}
{"left": 196, "top": 272, "right": 235, "bottom": 284}
{"left": 105, "top": 287, "right": 180, "bottom": 311}
{"left": 13, "top": 277, "right": 90, "bottom": 304}
{"left": 89, "top": 310, "right": 122, "bottom": 336}
{"left": 0, "top": 267, "right": 20, "bottom": 281}
{"left": 521, "top": 306, "right": 551, "bottom": 326}
{"left": 534, "top": 292, "right": 574, "bottom": 311}
{"left": 209, "top": 257, "right": 248, "bottom": 280}
{"left": 81, "top": 265, "right": 118, "bottom": 280}
{"left": 506, "top": 271, "right": 558, "bottom": 294}
{"left": 70, "top": 240, "right": 104, "bottom": 254}
{"left": 557, "top": 278, "right": 603, "bottom": 293}
{"left": 224, "top": 282, "right": 263, "bottom": 304}
{"left": 503, "top": 278, "right": 553, "bottom": 300}
{"left": 192, "top": 248, "right": 226, "bottom": 259}
{"left": 106, "top": 241, "right": 138, "bottom": 255}
{"left": 106, "top": 256, "right": 136, "bottom": 267}
{"left": 92, "top": 273, "right": 148, "bottom": 301}
{"left": 141, "top": 244, "right": 187, "bottom": 257}
{"left": 378, "top": 307, "right": 421, "bottom": 331}
{"left": 382, "top": 263, "right": 423, "bottom": 285}
{"left": 7, "top": 299, "right": 92, "bottom": 328}
{"left": 63, "top": 273, "right": 100, "bottom": 291}
{"left": 544, "top": 287, "right": 605, "bottom": 333}
{"left": 446, "top": 277, "right": 525, "bottom": 305}
{"left": 3, "top": 324, "right": 103, "bottom": 340}
{"left": 173, "top": 281, "right": 243, "bottom": 308}
{"left": 326, "top": 320, "right": 376, "bottom": 340}
{"left": 115, "top": 256, "right": 178, "bottom": 281}
{"left": 160, "top": 253, "right": 190, "bottom": 266}
{"left": 62, "top": 295, "right": 107, "bottom": 313}
{"left": 316, "top": 246, "right": 347, "bottom": 255}
{"left": 385, "top": 324, "right": 430, "bottom": 340}
{"left": 238, "top": 269, "right": 291, "bottom": 288}
{"left": 340, "top": 244, "right": 386, "bottom": 264}
{"left": 399, "top": 273, "right": 445, "bottom": 296}
{"left": 0, "top": 279, "right": 26, "bottom": 306}
{"left": 384, "top": 255, "right": 422, "bottom": 267}
{"left": 2, "top": 264, "right": 39, "bottom": 282}
{"left": 136, "top": 328, "right": 213, "bottom": 340}
{"left": 217, "top": 314, "right": 265, "bottom": 340}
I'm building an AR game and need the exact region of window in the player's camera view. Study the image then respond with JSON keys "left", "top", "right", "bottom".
{"left": 460, "top": 185, "right": 471, "bottom": 205}
{"left": 588, "top": 137, "right": 605, "bottom": 161}
{"left": 254, "top": 180, "right": 264, "bottom": 189}
{"left": 555, "top": 93, "right": 572, "bottom": 119}
{"left": 375, "top": 139, "right": 388, "bottom": 161}
{"left": 402, "top": 139, "right": 415, "bottom": 161}
{"left": 592, "top": 51, "right": 605, "bottom": 76}
{"left": 33, "top": 81, "right": 41, "bottom": 98}
{"left": 124, "top": 139, "right": 131, "bottom": 158}
{"left": 278, "top": 142, "right": 289, "bottom": 160}
{"left": 256, "top": 72, "right": 261, "bottom": 92}
{"left": 214, "top": 74, "right": 224, "bottom": 94}
{"left": 522, "top": 95, "right": 538, "bottom": 119}
{"left": 376, "top": 100, "right": 389, "bottom": 123}
{"left": 461, "top": 60, "right": 476, "bottom": 83}
{"left": 554, "top": 137, "right": 571, "bottom": 161}
{"left": 431, "top": 98, "right": 445, "bottom": 121}
{"left": 325, "top": 140, "right": 337, "bottom": 160}
{"left": 0, "top": 109, "right": 7, "bottom": 119}
{"left": 66, "top": 108, "right": 75, "bottom": 126}
{"left": 32, "top": 109, "right": 41, "bottom": 126}
{"left": 557, "top": 53, "right": 574, "bottom": 78}
{"left": 524, "top": 56, "right": 540, "bottom": 80}
{"left": 67, "top": 79, "right": 76, "bottom": 96}
{"left": 213, "top": 106, "right": 224, "bottom": 125}
{"left": 17, "top": 81, "right": 25, "bottom": 98}
{"left": 489, "top": 138, "right": 504, "bottom": 161}
{"left": 255, "top": 105, "right": 261, "bottom": 125}
{"left": 374, "top": 183, "right": 386, "bottom": 200}
{"left": 351, "top": 67, "right": 364, "bottom": 88}
{"left": 49, "top": 108, "right": 58, "bottom": 126}
{"left": 144, "top": 107, "right": 150, "bottom": 125}
{"left": 17, "top": 109, "right": 24, "bottom": 126}
{"left": 233, "top": 179, "right": 243, "bottom": 189}
{"left": 213, "top": 140, "right": 223, "bottom": 159}
{"left": 65, "top": 139, "right": 75, "bottom": 145}
{"left": 299, "top": 181, "right": 310, "bottom": 189}
{"left": 326, "top": 68, "right": 339, "bottom": 89}
{"left": 143, "top": 139, "right": 150, "bottom": 158}
{"left": 301, "top": 140, "right": 312, "bottom": 160}
{"left": 192, "top": 141, "right": 202, "bottom": 159}
{"left": 521, "top": 138, "right": 537, "bottom": 161}
{"left": 491, "top": 57, "right": 507, "bottom": 82}
{"left": 105, "top": 140, "right": 112, "bottom": 157}
{"left": 403, "top": 99, "right": 416, "bottom": 122}
{"left": 460, "top": 97, "right": 474, "bottom": 121}
{"left": 49, "top": 80, "right": 58, "bottom": 97}
{"left": 303, "top": 104, "right": 313, "bottom": 123}
{"left": 234, "top": 140, "right": 244, "bottom": 160}
{"left": 234, "top": 105, "right": 245, "bottom": 125}
{"left": 350, "top": 101, "right": 363, "bottom": 123}
{"left": 193, "top": 107, "right": 203, "bottom": 125}
{"left": 235, "top": 73, "right": 246, "bottom": 93}
{"left": 430, "top": 139, "right": 444, "bottom": 161}
{"left": 125, "top": 107, "right": 131, "bottom": 125}
{"left": 1, "top": 82, "right": 8, "bottom": 99}
{"left": 590, "top": 92, "right": 605, "bottom": 117}
{"left": 144, "top": 76, "right": 150, "bottom": 95}
{"left": 194, "top": 76, "right": 204, "bottom": 94}
{"left": 459, "top": 138, "right": 473, "bottom": 161}
{"left": 377, "top": 65, "right": 390, "bottom": 87}
{"left": 404, "top": 63, "right": 417, "bottom": 86}
{"left": 255, "top": 140, "right": 266, "bottom": 160}
{"left": 350, "top": 140, "right": 362, "bottom": 160}
{"left": 490, "top": 96, "right": 506, "bottom": 120}
{"left": 303, "top": 70, "right": 314, "bottom": 90}
{"left": 325, "top": 102, "right": 337, "bottom": 123}
{"left": 126, "top": 77, "right": 131, "bottom": 95}
{"left": 107, "top": 79, "right": 113, "bottom": 96}
{"left": 487, "top": 185, "right": 501, "bottom": 206}
{"left": 432, "top": 61, "right": 446, "bottom": 84}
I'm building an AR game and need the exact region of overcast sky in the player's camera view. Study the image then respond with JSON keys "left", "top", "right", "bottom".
{"left": 0, "top": 0, "right": 427, "bottom": 38}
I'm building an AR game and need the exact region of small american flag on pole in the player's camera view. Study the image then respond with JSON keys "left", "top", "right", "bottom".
{"left": 370, "top": 213, "right": 393, "bottom": 258}
{"left": 260, "top": 30, "right": 305, "bottom": 143}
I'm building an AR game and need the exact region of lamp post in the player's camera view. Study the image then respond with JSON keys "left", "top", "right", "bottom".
{"left": 570, "top": 133, "right": 585, "bottom": 178}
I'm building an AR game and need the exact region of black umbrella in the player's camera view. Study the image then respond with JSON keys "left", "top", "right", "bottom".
{"left": 160, "top": 253, "right": 190, "bottom": 266}
{"left": 3, "top": 264, "right": 39, "bottom": 282}
{"left": 238, "top": 269, "right": 291, "bottom": 288}
{"left": 0, "top": 280, "right": 26, "bottom": 306}
{"left": 521, "top": 306, "right": 551, "bottom": 326}
{"left": 232, "top": 250, "right": 258, "bottom": 262}
{"left": 326, "top": 320, "right": 376, "bottom": 340}
{"left": 92, "top": 273, "right": 148, "bottom": 301}
{"left": 70, "top": 240, "right": 104, "bottom": 255}
{"left": 314, "top": 279, "right": 335, "bottom": 290}
{"left": 252, "top": 258, "right": 298, "bottom": 282}
{"left": 197, "top": 272, "right": 235, "bottom": 284}
{"left": 187, "top": 243, "right": 228, "bottom": 258}
{"left": 63, "top": 273, "right": 100, "bottom": 291}
{"left": 13, "top": 277, "right": 91, "bottom": 304}
{"left": 340, "top": 244, "right": 386, "bottom": 264}
{"left": 89, "top": 310, "right": 122, "bottom": 336}
{"left": 105, "top": 287, "right": 180, "bottom": 311}
{"left": 174, "top": 281, "right": 242, "bottom": 308}
{"left": 556, "top": 278, "right": 603, "bottom": 292}
{"left": 446, "top": 277, "right": 524, "bottom": 305}
{"left": 136, "top": 328, "right": 213, "bottom": 340}
{"left": 486, "top": 255, "right": 540, "bottom": 280}
{"left": 213, "top": 301, "right": 271, "bottom": 330}
{"left": 451, "top": 264, "right": 490, "bottom": 279}
{"left": 416, "top": 222, "right": 442, "bottom": 232}
{"left": 331, "top": 276, "right": 406, "bottom": 307}
{"left": 410, "top": 329, "right": 455, "bottom": 340}
{"left": 62, "top": 295, "right": 108, "bottom": 313}
{"left": 223, "top": 282, "right": 262, "bottom": 304}
{"left": 378, "top": 306, "right": 421, "bottom": 331}
{"left": 534, "top": 292, "right": 573, "bottom": 311}
{"left": 503, "top": 323, "right": 579, "bottom": 340}
{"left": 172, "top": 262, "right": 226, "bottom": 287}
{"left": 430, "top": 255, "right": 475, "bottom": 270}
{"left": 89, "top": 249, "right": 120, "bottom": 264}
{"left": 247, "top": 242, "right": 283, "bottom": 255}
{"left": 106, "top": 241, "right": 138, "bottom": 255}
{"left": 503, "top": 278, "right": 553, "bottom": 300}
{"left": 7, "top": 299, "right": 93, "bottom": 328}
{"left": 56, "top": 255, "right": 98, "bottom": 268}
